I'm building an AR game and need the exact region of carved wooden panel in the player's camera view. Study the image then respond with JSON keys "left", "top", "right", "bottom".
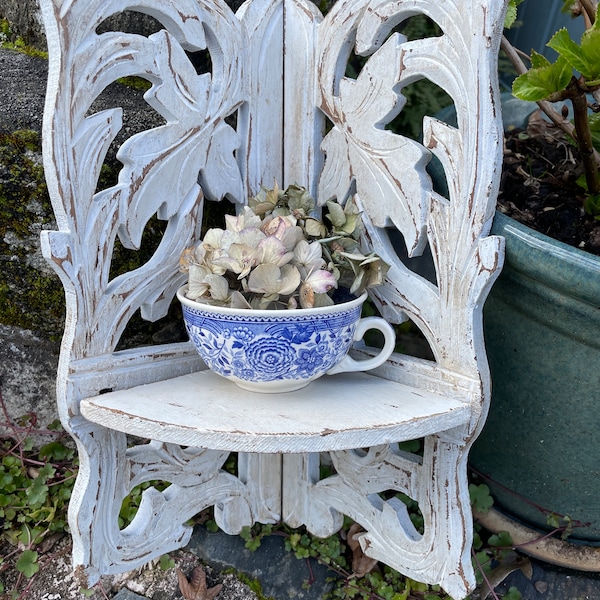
{"left": 40, "top": 0, "right": 507, "bottom": 597}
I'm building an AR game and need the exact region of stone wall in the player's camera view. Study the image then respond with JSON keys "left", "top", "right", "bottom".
{"left": 0, "top": 0, "right": 171, "bottom": 50}
{"left": 0, "top": 0, "right": 248, "bottom": 49}
{"left": 0, "top": 45, "right": 164, "bottom": 427}
{"left": 0, "top": 0, "right": 45, "bottom": 49}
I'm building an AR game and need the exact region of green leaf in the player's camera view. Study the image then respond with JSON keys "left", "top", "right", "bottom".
{"left": 504, "top": 0, "right": 524, "bottom": 29}
{"left": 576, "top": 173, "right": 589, "bottom": 192}
{"left": 79, "top": 588, "right": 95, "bottom": 597}
{"left": 47, "top": 419, "right": 64, "bottom": 431}
{"left": 504, "top": 3, "right": 517, "bottom": 29}
{"left": 469, "top": 483, "right": 494, "bottom": 513}
{"left": 0, "top": 473, "right": 14, "bottom": 488}
{"left": 530, "top": 51, "right": 551, "bottom": 69}
{"left": 37, "top": 464, "right": 56, "bottom": 480}
{"left": 584, "top": 194, "right": 600, "bottom": 219}
{"left": 512, "top": 53, "right": 572, "bottom": 101}
{"left": 16, "top": 550, "right": 39, "bottom": 578}
{"left": 489, "top": 530, "right": 513, "bottom": 548}
{"left": 26, "top": 481, "right": 49, "bottom": 508}
{"left": 18, "top": 525, "right": 44, "bottom": 546}
{"left": 159, "top": 554, "right": 175, "bottom": 571}
{"left": 326, "top": 200, "right": 347, "bottom": 228}
{"left": 561, "top": 0, "right": 575, "bottom": 13}
{"left": 205, "top": 519, "right": 219, "bottom": 533}
{"left": 546, "top": 512, "right": 562, "bottom": 529}
{"left": 548, "top": 27, "right": 600, "bottom": 81}
{"left": 39, "top": 441, "right": 71, "bottom": 461}
{"left": 579, "top": 30, "right": 600, "bottom": 81}
{"left": 503, "top": 586, "right": 523, "bottom": 600}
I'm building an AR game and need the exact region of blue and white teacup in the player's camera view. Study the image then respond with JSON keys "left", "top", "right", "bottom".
{"left": 177, "top": 286, "right": 395, "bottom": 393}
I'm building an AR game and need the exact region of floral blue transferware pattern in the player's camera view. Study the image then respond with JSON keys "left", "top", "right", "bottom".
{"left": 182, "top": 304, "right": 357, "bottom": 381}
{"left": 178, "top": 287, "right": 396, "bottom": 393}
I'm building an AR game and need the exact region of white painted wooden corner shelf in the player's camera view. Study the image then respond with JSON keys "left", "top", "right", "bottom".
{"left": 81, "top": 368, "right": 473, "bottom": 453}
{"left": 39, "top": 0, "right": 508, "bottom": 598}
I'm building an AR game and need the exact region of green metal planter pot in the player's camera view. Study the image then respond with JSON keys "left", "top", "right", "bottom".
{"left": 471, "top": 212, "right": 600, "bottom": 544}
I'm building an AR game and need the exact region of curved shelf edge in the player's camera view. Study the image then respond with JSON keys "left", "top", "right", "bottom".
{"left": 80, "top": 370, "right": 472, "bottom": 453}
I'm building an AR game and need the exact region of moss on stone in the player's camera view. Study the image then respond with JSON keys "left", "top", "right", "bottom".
{"left": 221, "top": 568, "right": 275, "bottom": 600}
{"left": 0, "top": 129, "right": 65, "bottom": 339}
{"left": 0, "top": 18, "right": 48, "bottom": 58}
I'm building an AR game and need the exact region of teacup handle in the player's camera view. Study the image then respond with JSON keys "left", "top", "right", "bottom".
{"left": 327, "top": 317, "right": 395, "bottom": 376}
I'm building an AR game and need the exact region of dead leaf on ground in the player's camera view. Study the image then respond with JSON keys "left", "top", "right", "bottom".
{"left": 177, "top": 566, "right": 223, "bottom": 600}
{"left": 478, "top": 551, "right": 532, "bottom": 600}
{"left": 347, "top": 523, "right": 379, "bottom": 577}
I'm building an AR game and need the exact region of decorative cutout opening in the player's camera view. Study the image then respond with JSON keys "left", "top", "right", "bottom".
{"left": 384, "top": 79, "right": 453, "bottom": 142}
{"left": 201, "top": 196, "right": 238, "bottom": 235}
{"left": 340, "top": 13, "right": 452, "bottom": 142}
{"left": 400, "top": 14, "right": 443, "bottom": 42}
{"left": 387, "top": 229, "right": 437, "bottom": 286}
{"left": 344, "top": 13, "right": 443, "bottom": 79}
{"left": 116, "top": 300, "right": 188, "bottom": 350}
{"left": 119, "top": 480, "right": 172, "bottom": 531}
{"left": 113, "top": 197, "right": 236, "bottom": 350}
{"left": 319, "top": 453, "right": 337, "bottom": 481}
{"left": 109, "top": 214, "right": 167, "bottom": 281}
{"left": 111, "top": 214, "right": 185, "bottom": 350}
{"left": 186, "top": 49, "right": 213, "bottom": 76}
{"left": 378, "top": 489, "right": 425, "bottom": 537}
{"left": 344, "top": 45, "right": 367, "bottom": 80}
{"left": 394, "top": 320, "right": 434, "bottom": 361}
{"left": 362, "top": 284, "right": 435, "bottom": 361}
{"left": 96, "top": 11, "right": 163, "bottom": 38}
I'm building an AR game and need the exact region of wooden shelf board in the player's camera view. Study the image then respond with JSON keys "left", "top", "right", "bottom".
{"left": 80, "top": 369, "right": 471, "bottom": 453}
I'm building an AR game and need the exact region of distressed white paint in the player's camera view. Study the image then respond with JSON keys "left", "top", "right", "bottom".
{"left": 39, "top": 0, "right": 508, "bottom": 597}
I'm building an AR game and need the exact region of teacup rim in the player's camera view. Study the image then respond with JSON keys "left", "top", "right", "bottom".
{"left": 176, "top": 285, "right": 367, "bottom": 317}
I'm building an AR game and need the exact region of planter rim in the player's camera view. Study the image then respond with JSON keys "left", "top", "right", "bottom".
{"left": 177, "top": 286, "right": 367, "bottom": 316}
{"left": 492, "top": 211, "right": 600, "bottom": 307}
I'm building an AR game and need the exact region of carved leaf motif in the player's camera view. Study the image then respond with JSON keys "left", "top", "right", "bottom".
{"left": 200, "top": 120, "right": 243, "bottom": 202}
{"left": 116, "top": 30, "right": 243, "bottom": 249}
{"left": 43, "top": 0, "right": 248, "bottom": 356}
{"left": 68, "top": 109, "right": 123, "bottom": 226}
{"left": 319, "top": 30, "right": 430, "bottom": 255}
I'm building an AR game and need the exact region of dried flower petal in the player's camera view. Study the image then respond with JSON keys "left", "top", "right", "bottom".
{"left": 304, "top": 269, "right": 338, "bottom": 294}
{"left": 181, "top": 183, "right": 388, "bottom": 309}
{"left": 214, "top": 243, "right": 260, "bottom": 278}
{"left": 293, "top": 240, "right": 325, "bottom": 277}
{"left": 258, "top": 236, "right": 294, "bottom": 266}
{"left": 186, "top": 264, "right": 212, "bottom": 300}
{"left": 202, "top": 228, "right": 226, "bottom": 252}
{"left": 247, "top": 263, "right": 301, "bottom": 296}
{"left": 225, "top": 206, "right": 261, "bottom": 232}
{"left": 205, "top": 274, "right": 230, "bottom": 302}
{"left": 229, "top": 290, "right": 253, "bottom": 309}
